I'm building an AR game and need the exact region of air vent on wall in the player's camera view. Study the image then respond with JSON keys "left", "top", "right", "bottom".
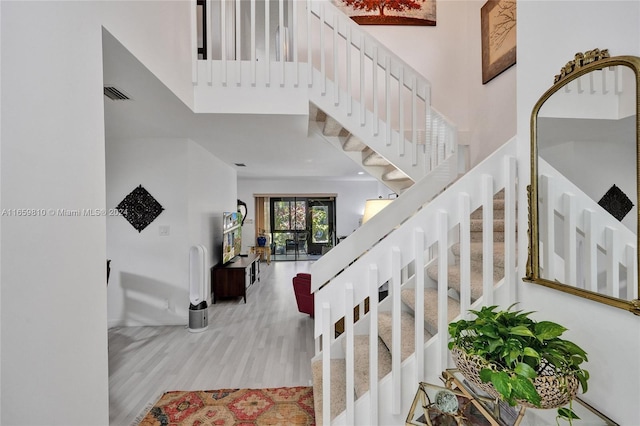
{"left": 104, "top": 85, "right": 131, "bottom": 101}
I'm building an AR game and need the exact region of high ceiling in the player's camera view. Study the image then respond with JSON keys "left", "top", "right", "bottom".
{"left": 102, "top": 31, "right": 373, "bottom": 182}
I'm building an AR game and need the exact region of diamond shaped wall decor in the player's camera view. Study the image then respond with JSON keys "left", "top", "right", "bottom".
{"left": 117, "top": 185, "right": 164, "bottom": 233}
{"left": 598, "top": 184, "right": 634, "bottom": 222}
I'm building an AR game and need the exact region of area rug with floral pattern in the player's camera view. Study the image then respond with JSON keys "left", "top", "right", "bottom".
{"left": 137, "top": 386, "right": 315, "bottom": 426}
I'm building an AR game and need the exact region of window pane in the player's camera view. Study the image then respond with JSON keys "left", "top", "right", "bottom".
{"left": 311, "top": 206, "right": 329, "bottom": 243}
{"left": 294, "top": 201, "right": 306, "bottom": 230}
{"left": 273, "top": 201, "right": 291, "bottom": 231}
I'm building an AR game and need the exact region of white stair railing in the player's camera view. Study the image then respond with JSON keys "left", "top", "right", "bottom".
{"left": 538, "top": 159, "right": 638, "bottom": 299}
{"left": 314, "top": 138, "right": 518, "bottom": 425}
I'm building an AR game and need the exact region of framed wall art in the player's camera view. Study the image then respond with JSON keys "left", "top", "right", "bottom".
{"left": 333, "top": 0, "right": 436, "bottom": 26}
{"left": 481, "top": 0, "right": 516, "bottom": 84}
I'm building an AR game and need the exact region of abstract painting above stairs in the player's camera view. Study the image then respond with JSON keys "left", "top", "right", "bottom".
{"left": 333, "top": 0, "right": 436, "bottom": 25}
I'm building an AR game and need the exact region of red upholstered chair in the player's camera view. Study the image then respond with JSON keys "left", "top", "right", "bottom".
{"left": 292, "top": 273, "right": 314, "bottom": 317}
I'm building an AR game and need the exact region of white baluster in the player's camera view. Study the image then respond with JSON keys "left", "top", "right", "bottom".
{"left": 221, "top": 0, "right": 227, "bottom": 85}
{"left": 391, "top": 246, "right": 401, "bottom": 415}
{"left": 399, "top": 66, "right": 405, "bottom": 152}
{"left": 385, "top": 55, "right": 392, "bottom": 147}
{"left": 503, "top": 156, "right": 517, "bottom": 302}
{"left": 265, "top": 0, "right": 270, "bottom": 86}
{"left": 206, "top": 0, "right": 213, "bottom": 84}
{"left": 482, "top": 175, "right": 494, "bottom": 305}
{"left": 359, "top": 34, "right": 365, "bottom": 126}
{"left": 437, "top": 210, "right": 449, "bottom": 371}
{"left": 372, "top": 46, "right": 379, "bottom": 136}
{"left": 583, "top": 209, "right": 598, "bottom": 292}
{"left": 346, "top": 25, "right": 352, "bottom": 115}
{"left": 368, "top": 264, "right": 379, "bottom": 425}
{"left": 414, "top": 228, "right": 425, "bottom": 381}
{"left": 191, "top": 0, "right": 198, "bottom": 84}
{"left": 605, "top": 226, "right": 620, "bottom": 297}
{"left": 345, "top": 283, "right": 354, "bottom": 424}
{"left": 458, "top": 193, "right": 471, "bottom": 315}
{"left": 563, "top": 193, "right": 577, "bottom": 285}
{"left": 322, "top": 302, "right": 331, "bottom": 426}
{"left": 411, "top": 76, "right": 417, "bottom": 165}
{"left": 250, "top": 0, "right": 255, "bottom": 85}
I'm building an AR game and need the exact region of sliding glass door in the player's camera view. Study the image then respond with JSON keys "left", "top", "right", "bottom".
{"left": 269, "top": 197, "right": 335, "bottom": 261}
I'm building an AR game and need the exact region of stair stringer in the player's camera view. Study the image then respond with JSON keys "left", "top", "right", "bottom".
{"left": 308, "top": 68, "right": 458, "bottom": 187}
{"left": 307, "top": 117, "right": 413, "bottom": 194}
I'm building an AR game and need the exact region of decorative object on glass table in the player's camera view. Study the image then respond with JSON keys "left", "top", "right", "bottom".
{"left": 256, "top": 228, "right": 268, "bottom": 247}
{"left": 405, "top": 382, "right": 492, "bottom": 426}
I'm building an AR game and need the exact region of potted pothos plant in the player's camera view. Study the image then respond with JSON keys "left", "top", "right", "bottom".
{"left": 448, "top": 304, "right": 589, "bottom": 423}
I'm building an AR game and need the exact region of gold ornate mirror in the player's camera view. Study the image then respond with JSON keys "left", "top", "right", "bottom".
{"left": 526, "top": 48, "right": 640, "bottom": 315}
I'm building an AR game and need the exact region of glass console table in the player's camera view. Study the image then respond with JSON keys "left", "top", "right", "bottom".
{"left": 249, "top": 245, "right": 271, "bottom": 264}
{"left": 406, "top": 369, "right": 618, "bottom": 426}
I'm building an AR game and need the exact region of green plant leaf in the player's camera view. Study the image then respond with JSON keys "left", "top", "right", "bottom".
{"left": 489, "top": 371, "right": 513, "bottom": 401}
{"left": 514, "top": 362, "right": 537, "bottom": 379}
{"left": 523, "top": 347, "right": 540, "bottom": 361}
{"left": 557, "top": 407, "right": 581, "bottom": 420}
{"left": 479, "top": 368, "right": 494, "bottom": 383}
{"left": 479, "top": 325, "right": 499, "bottom": 338}
{"left": 560, "top": 340, "right": 589, "bottom": 359}
{"left": 534, "top": 321, "right": 567, "bottom": 341}
{"left": 577, "top": 370, "right": 589, "bottom": 393}
{"left": 509, "top": 325, "right": 535, "bottom": 337}
{"left": 487, "top": 337, "right": 504, "bottom": 353}
{"left": 511, "top": 375, "right": 541, "bottom": 407}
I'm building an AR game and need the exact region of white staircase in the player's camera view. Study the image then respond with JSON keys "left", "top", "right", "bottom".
{"left": 310, "top": 139, "right": 519, "bottom": 424}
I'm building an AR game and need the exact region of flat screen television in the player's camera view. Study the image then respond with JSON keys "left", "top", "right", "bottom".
{"left": 222, "top": 211, "right": 242, "bottom": 264}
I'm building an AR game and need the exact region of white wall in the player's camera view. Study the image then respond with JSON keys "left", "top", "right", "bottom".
{"left": 365, "top": 0, "right": 517, "bottom": 167}
{"left": 1, "top": 1, "right": 193, "bottom": 423}
{"left": 187, "top": 140, "right": 238, "bottom": 288}
{"left": 238, "top": 177, "right": 381, "bottom": 252}
{"left": 106, "top": 138, "right": 236, "bottom": 327}
{"left": 106, "top": 138, "right": 190, "bottom": 326}
{"left": 516, "top": 1, "right": 640, "bottom": 423}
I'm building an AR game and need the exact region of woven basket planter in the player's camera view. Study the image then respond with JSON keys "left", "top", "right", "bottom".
{"left": 451, "top": 346, "right": 579, "bottom": 409}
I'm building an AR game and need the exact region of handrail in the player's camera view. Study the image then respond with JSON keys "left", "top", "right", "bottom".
{"left": 310, "top": 162, "right": 453, "bottom": 291}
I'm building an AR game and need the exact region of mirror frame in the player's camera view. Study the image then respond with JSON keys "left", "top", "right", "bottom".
{"left": 525, "top": 48, "right": 640, "bottom": 315}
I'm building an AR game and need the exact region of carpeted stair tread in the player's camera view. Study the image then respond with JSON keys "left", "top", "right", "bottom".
{"left": 470, "top": 230, "right": 507, "bottom": 242}
{"left": 470, "top": 218, "right": 506, "bottom": 233}
{"left": 470, "top": 202, "right": 505, "bottom": 220}
{"left": 452, "top": 241, "right": 506, "bottom": 270}
{"left": 342, "top": 134, "right": 367, "bottom": 152}
{"left": 399, "top": 288, "right": 460, "bottom": 332}
{"left": 377, "top": 311, "right": 432, "bottom": 363}
{"left": 426, "top": 263, "right": 499, "bottom": 301}
{"left": 312, "top": 358, "right": 348, "bottom": 424}
{"left": 340, "top": 335, "right": 393, "bottom": 398}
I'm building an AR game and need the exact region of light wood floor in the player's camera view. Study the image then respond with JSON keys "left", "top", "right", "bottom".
{"left": 108, "top": 261, "right": 315, "bottom": 426}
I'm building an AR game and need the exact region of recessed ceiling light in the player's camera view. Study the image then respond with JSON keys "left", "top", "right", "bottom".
{"left": 357, "top": 171, "right": 365, "bottom": 175}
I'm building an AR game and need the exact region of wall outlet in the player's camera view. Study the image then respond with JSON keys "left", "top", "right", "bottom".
{"left": 159, "top": 225, "right": 170, "bottom": 236}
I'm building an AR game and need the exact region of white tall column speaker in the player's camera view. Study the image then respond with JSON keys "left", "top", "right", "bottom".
{"left": 188, "top": 245, "right": 209, "bottom": 332}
